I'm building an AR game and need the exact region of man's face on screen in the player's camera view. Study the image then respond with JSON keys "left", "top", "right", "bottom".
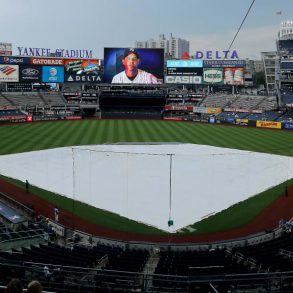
{"left": 122, "top": 53, "right": 139, "bottom": 72}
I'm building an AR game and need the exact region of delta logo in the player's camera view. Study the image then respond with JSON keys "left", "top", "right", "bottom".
{"left": 0, "top": 66, "right": 16, "bottom": 76}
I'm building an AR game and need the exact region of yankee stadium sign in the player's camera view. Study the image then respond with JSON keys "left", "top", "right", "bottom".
{"left": 16, "top": 47, "right": 93, "bottom": 59}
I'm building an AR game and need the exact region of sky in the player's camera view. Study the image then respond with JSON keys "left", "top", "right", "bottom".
{"left": 1, "top": 0, "right": 293, "bottom": 60}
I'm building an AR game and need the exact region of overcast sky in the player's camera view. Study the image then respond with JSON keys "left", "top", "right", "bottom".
{"left": 1, "top": 0, "right": 292, "bottom": 60}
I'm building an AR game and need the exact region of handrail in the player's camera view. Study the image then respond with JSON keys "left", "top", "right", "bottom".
{"left": 0, "top": 232, "right": 45, "bottom": 245}
{"left": 0, "top": 286, "right": 56, "bottom": 293}
{"left": 0, "top": 191, "right": 35, "bottom": 216}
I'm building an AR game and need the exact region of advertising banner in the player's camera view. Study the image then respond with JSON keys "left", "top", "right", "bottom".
{"left": 224, "top": 68, "right": 244, "bottom": 85}
{"left": 0, "top": 51, "right": 12, "bottom": 56}
{"left": 256, "top": 121, "right": 282, "bottom": 129}
{"left": 0, "top": 116, "right": 26, "bottom": 122}
{"left": 202, "top": 68, "right": 223, "bottom": 84}
{"left": 280, "top": 62, "right": 293, "bottom": 71}
{"left": 193, "top": 107, "right": 221, "bottom": 114}
{"left": 203, "top": 60, "right": 245, "bottom": 68}
{"left": 63, "top": 92, "right": 80, "bottom": 98}
{"left": 193, "top": 107, "right": 208, "bottom": 114}
{"left": 163, "top": 117, "right": 183, "bottom": 121}
{"left": 19, "top": 65, "right": 42, "bottom": 82}
{"left": 165, "top": 61, "right": 203, "bottom": 83}
{"left": 42, "top": 66, "right": 64, "bottom": 83}
{"left": 64, "top": 58, "right": 102, "bottom": 82}
{"left": 0, "top": 65, "right": 19, "bottom": 82}
{"left": 165, "top": 105, "right": 193, "bottom": 111}
{"left": 282, "top": 122, "right": 293, "bottom": 130}
{"left": 227, "top": 117, "right": 235, "bottom": 123}
{"left": 207, "top": 107, "right": 221, "bottom": 114}
{"left": 64, "top": 116, "right": 82, "bottom": 120}
{"left": 167, "top": 60, "right": 203, "bottom": 68}
{"left": 30, "top": 58, "right": 64, "bottom": 66}
{"left": 0, "top": 42, "right": 12, "bottom": 56}
{"left": 235, "top": 118, "right": 249, "bottom": 126}
{"left": 224, "top": 108, "right": 251, "bottom": 113}
{"left": 167, "top": 67, "right": 203, "bottom": 76}
{"left": 165, "top": 75, "right": 202, "bottom": 84}
{"left": 82, "top": 93, "right": 98, "bottom": 97}
{"left": 104, "top": 48, "right": 164, "bottom": 84}
{"left": 64, "top": 59, "right": 101, "bottom": 74}
{"left": 64, "top": 74, "right": 102, "bottom": 83}
{"left": 0, "top": 56, "right": 30, "bottom": 64}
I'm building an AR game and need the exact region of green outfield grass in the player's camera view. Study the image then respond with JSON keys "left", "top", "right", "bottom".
{"left": 0, "top": 119, "right": 292, "bottom": 236}
{"left": 0, "top": 120, "right": 292, "bottom": 156}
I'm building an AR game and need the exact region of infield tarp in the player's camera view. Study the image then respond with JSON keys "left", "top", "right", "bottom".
{"left": 0, "top": 144, "right": 292, "bottom": 232}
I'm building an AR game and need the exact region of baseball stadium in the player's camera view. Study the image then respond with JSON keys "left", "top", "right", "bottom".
{"left": 1, "top": 11, "right": 293, "bottom": 293}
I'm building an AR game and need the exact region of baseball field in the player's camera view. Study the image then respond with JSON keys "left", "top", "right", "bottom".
{"left": 0, "top": 119, "right": 292, "bottom": 240}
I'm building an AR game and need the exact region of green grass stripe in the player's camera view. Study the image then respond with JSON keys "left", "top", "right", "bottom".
{"left": 1, "top": 122, "right": 60, "bottom": 153}
{"left": 145, "top": 120, "right": 173, "bottom": 142}
{"left": 96, "top": 120, "right": 109, "bottom": 144}
{"left": 36, "top": 122, "right": 71, "bottom": 149}
{"left": 0, "top": 120, "right": 292, "bottom": 156}
{"left": 130, "top": 120, "right": 148, "bottom": 142}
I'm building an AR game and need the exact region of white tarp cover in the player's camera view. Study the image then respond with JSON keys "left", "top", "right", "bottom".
{"left": 0, "top": 143, "right": 292, "bottom": 232}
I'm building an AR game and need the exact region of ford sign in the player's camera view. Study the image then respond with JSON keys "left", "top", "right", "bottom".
{"left": 22, "top": 68, "right": 39, "bottom": 76}
{"left": 19, "top": 65, "right": 42, "bottom": 82}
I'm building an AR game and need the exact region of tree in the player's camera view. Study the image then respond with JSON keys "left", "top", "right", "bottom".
{"left": 254, "top": 71, "right": 266, "bottom": 87}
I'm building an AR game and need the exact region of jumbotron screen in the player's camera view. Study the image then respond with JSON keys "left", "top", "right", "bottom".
{"left": 165, "top": 60, "right": 203, "bottom": 84}
{"left": 103, "top": 48, "right": 164, "bottom": 84}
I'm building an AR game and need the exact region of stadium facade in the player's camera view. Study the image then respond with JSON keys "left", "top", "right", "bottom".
{"left": 277, "top": 21, "right": 293, "bottom": 107}
{"left": 261, "top": 21, "right": 293, "bottom": 104}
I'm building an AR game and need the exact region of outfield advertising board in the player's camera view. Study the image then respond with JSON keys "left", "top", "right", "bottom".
{"left": 193, "top": 107, "right": 221, "bottom": 114}
{"left": 42, "top": 66, "right": 64, "bottom": 83}
{"left": 165, "top": 105, "right": 194, "bottom": 111}
{"left": 104, "top": 48, "right": 164, "bottom": 84}
{"left": 19, "top": 65, "right": 42, "bottom": 82}
{"left": 282, "top": 122, "right": 293, "bottom": 130}
{"left": 235, "top": 119, "right": 249, "bottom": 126}
{"left": 0, "top": 65, "right": 19, "bottom": 82}
{"left": 256, "top": 121, "right": 282, "bottom": 129}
